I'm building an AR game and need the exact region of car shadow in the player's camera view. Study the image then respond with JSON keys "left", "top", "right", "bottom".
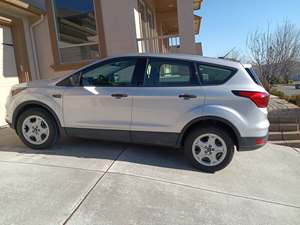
{"left": 0, "top": 128, "right": 200, "bottom": 173}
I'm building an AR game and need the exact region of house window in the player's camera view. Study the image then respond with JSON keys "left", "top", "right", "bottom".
{"left": 136, "top": 0, "right": 156, "bottom": 53}
{"left": 52, "top": 0, "right": 99, "bottom": 63}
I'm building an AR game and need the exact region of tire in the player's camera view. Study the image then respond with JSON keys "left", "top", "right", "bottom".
{"left": 16, "top": 108, "right": 59, "bottom": 149}
{"left": 184, "top": 126, "right": 235, "bottom": 172}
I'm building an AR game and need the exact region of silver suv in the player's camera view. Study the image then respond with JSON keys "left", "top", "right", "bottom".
{"left": 5, "top": 54, "right": 270, "bottom": 172}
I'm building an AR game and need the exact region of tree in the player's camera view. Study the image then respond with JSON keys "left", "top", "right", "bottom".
{"left": 247, "top": 21, "right": 300, "bottom": 87}
{"left": 274, "top": 22, "right": 300, "bottom": 81}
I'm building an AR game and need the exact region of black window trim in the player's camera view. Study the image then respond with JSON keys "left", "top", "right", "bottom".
{"left": 56, "top": 56, "right": 239, "bottom": 87}
{"left": 245, "top": 67, "right": 262, "bottom": 86}
{"left": 196, "top": 62, "right": 238, "bottom": 86}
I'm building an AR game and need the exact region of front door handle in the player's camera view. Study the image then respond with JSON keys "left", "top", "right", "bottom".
{"left": 111, "top": 93, "right": 128, "bottom": 98}
{"left": 178, "top": 94, "right": 197, "bottom": 99}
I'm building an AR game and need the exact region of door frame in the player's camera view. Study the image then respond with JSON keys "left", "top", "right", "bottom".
{"left": 0, "top": 13, "right": 31, "bottom": 83}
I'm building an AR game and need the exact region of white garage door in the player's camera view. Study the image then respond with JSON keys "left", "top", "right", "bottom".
{"left": 0, "top": 24, "right": 19, "bottom": 126}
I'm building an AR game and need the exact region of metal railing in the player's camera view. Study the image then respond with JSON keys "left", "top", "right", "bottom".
{"left": 136, "top": 35, "right": 181, "bottom": 54}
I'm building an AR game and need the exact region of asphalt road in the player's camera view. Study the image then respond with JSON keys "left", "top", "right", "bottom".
{"left": 0, "top": 128, "right": 299, "bottom": 225}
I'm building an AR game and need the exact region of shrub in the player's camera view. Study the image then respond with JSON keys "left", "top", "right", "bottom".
{"left": 270, "top": 89, "right": 300, "bottom": 107}
{"left": 270, "top": 89, "right": 285, "bottom": 98}
{"left": 270, "top": 77, "right": 287, "bottom": 85}
{"left": 287, "top": 94, "right": 300, "bottom": 107}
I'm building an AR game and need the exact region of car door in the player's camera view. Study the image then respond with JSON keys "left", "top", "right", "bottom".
{"left": 61, "top": 57, "right": 141, "bottom": 142}
{"left": 130, "top": 57, "right": 206, "bottom": 146}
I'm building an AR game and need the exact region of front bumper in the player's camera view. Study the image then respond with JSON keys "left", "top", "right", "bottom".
{"left": 5, "top": 119, "right": 12, "bottom": 128}
{"left": 238, "top": 134, "right": 269, "bottom": 151}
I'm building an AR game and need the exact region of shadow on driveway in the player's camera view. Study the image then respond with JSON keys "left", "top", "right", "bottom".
{"left": 0, "top": 128, "right": 198, "bottom": 173}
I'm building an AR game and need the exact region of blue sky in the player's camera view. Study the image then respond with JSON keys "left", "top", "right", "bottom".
{"left": 55, "top": 0, "right": 93, "bottom": 12}
{"left": 195, "top": 0, "right": 300, "bottom": 58}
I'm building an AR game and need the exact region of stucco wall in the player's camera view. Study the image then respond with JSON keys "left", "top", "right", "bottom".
{"left": 31, "top": 0, "right": 199, "bottom": 80}
{"left": 177, "top": 0, "right": 196, "bottom": 54}
{"left": 0, "top": 6, "right": 38, "bottom": 80}
{"left": 100, "top": 0, "right": 138, "bottom": 56}
{"left": 33, "top": 0, "right": 141, "bottom": 78}
{"left": 0, "top": 4, "right": 39, "bottom": 125}
{"left": 22, "top": 18, "right": 40, "bottom": 80}
{"left": 33, "top": 17, "right": 73, "bottom": 79}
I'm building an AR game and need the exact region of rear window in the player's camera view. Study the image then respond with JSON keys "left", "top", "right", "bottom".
{"left": 245, "top": 67, "right": 262, "bottom": 86}
{"left": 144, "top": 58, "right": 195, "bottom": 86}
{"left": 198, "top": 64, "right": 235, "bottom": 85}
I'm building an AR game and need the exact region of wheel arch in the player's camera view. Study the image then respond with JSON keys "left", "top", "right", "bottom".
{"left": 12, "top": 101, "right": 62, "bottom": 134}
{"left": 178, "top": 116, "right": 241, "bottom": 149}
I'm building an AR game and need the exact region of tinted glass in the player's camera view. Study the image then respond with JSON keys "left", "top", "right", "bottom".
{"left": 81, "top": 59, "right": 137, "bottom": 86}
{"left": 57, "top": 73, "right": 81, "bottom": 86}
{"left": 52, "top": 0, "right": 99, "bottom": 63}
{"left": 198, "top": 64, "right": 233, "bottom": 85}
{"left": 145, "top": 59, "right": 193, "bottom": 86}
{"left": 245, "top": 68, "right": 262, "bottom": 86}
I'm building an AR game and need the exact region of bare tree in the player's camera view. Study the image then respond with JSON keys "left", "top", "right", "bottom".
{"left": 274, "top": 22, "right": 300, "bottom": 80}
{"left": 247, "top": 21, "right": 300, "bottom": 87}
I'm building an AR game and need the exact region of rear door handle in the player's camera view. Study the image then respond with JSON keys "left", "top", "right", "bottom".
{"left": 178, "top": 94, "right": 197, "bottom": 99}
{"left": 111, "top": 93, "right": 128, "bottom": 98}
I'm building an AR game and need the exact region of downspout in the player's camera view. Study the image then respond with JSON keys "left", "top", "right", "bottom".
{"left": 30, "top": 14, "right": 44, "bottom": 80}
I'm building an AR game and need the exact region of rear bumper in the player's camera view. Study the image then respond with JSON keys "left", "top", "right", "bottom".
{"left": 238, "top": 134, "right": 268, "bottom": 151}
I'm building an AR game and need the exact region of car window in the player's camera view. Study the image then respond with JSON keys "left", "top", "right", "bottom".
{"left": 56, "top": 73, "right": 81, "bottom": 87}
{"left": 144, "top": 59, "right": 194, "bottom": 86}
{"left": 245, "top": 67, "right": 262, "bottom": 86}
{"left": 198, "top": 64, "right": 234, "bottom": 85}
{"left": 81, "top": 58, "right": 137, "bottom": 87}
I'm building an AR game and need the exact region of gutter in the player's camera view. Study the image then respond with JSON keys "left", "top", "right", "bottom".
{"left": 30, "top": 14, "right": 44, "bottom": 80}
{"left": 1, "top": 0, "right": 44, "bottom": 15}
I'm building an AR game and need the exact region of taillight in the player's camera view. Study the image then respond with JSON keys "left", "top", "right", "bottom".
{"left": 255, "top": 138, "right": 266, "bottom": 145}
{"left": 232, "top": 91, "right": 269, "bottom": 108}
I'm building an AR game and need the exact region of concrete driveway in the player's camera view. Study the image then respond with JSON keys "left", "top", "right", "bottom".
{"left": 0, "top": 128, "right": 299, "bottom": 225}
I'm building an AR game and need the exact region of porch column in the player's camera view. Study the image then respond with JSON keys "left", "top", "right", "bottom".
{"left": 177, "top": 0, "right": 195, "bottom": 54}
{"left": 99, "top": 0, "right": 138, "bottom": 56}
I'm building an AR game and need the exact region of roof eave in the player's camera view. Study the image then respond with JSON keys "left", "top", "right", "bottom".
{"left": 194, "top": 15, "right": 202, "bottom": 34}
{"left": 194, "top": 0, "right": 203, "bottom": 10}
{"left": 0, "top": 0, "right": 45, "bottom": 16}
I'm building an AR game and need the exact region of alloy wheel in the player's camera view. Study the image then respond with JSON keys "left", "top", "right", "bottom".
{"left": 192, "top": 133, "right": 227, "bottom": 167}
{"left": 22, "top": 115, "right": 50, "bottom": 145}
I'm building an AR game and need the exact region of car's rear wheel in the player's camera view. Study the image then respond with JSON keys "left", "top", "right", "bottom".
{"left": 16, "top": 108, "right": 59, "bottom": 149}
{"left": 184, "top": 127, "right": 234, "bottom": 172}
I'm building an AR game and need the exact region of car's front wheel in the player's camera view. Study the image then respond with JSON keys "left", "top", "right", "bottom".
{"left": 184, "top": 127, "right": 235, "bottom": 172}
{"left": 16, "top": 108, "right": 59, "bottom": 149}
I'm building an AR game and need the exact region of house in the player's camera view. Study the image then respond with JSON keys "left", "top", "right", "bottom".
{"left": 291, "top": 73, "right": 300, "bottom": 85}
{"left": 290, "top": 62, "right": 300, "bottom": 83}
{"left": 0, "top": 0, "right": 203, "bottom": 126}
